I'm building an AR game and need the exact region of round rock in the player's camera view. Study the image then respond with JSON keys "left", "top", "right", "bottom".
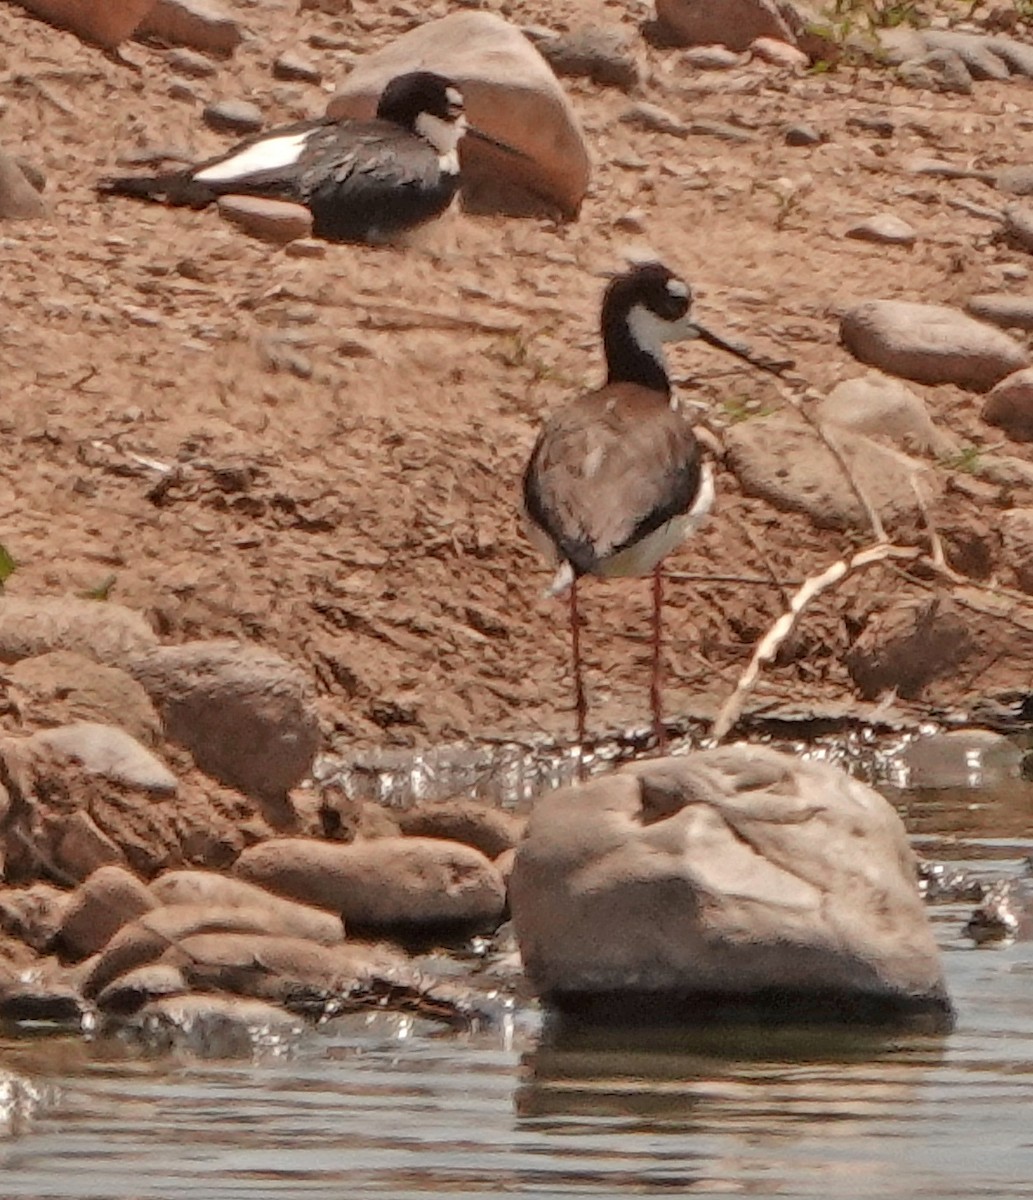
{"left": 840, "top": 300, "right": 1030, "bottom": 392}
{"left": 966, "top": 294, "right": 1033, "bottom": 332}
{"left": 124, "top": 639, "right": 320, "bottom": 802}
{"left": 817, "top": 372, "right": 949, "bottom": 455}
{"left": 982, "top": 367, "right": 1033, "bottom": 440}
{"left": 655, "top": 0, "right": 795, "bottom": 52}
{"left": 58, "top": 864, "right": 157, "bottom": 961}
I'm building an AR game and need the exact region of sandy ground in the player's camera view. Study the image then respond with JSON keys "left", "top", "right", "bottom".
{"left": 2, "top": 1, "right": 1033, "bottom": 751}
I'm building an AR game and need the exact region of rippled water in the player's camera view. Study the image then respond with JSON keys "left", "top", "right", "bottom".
{"left": 1, "top": 746, "right": 1033, "bottom": 1200}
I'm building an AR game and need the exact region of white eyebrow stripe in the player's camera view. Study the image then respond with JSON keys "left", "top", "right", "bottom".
{"left": 445, "top": 87, "right": 463, "bottom": 106}
{"left": 666, "top": 278, "right": 689, "bottom": 298}
{"left": 195, "top": 130, "right": 313, "bottom": 183}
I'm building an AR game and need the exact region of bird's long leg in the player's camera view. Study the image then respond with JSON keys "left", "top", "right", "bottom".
{"left": 569, "top": 578, "right": 588, "bottom": 778}
{"left": 650, "top": 564, "right": 667, "bottom": 755}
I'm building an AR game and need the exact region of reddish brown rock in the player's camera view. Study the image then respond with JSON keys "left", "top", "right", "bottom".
{"left": 217, "top": 196, "right": 313, "bottom": 244}
{"left": 125, "top": 640, "right": 320, "bottom": 803}
{"left": 982, "top": 367, "right": 1033, "bottom": 440}
{"left": 15, "top": 0, "right": 155, "bottom": 47}
{"left": 136, "top": 0, "right": 243, "bottom": 57}
{"left": 58, "top": 865, "right": 157, "bottom": 962}
{"left": 846, "top": 598, "right": 977, "bottom": 700}
{"left": 656, "top": 0, "right": 795, "bottom": 52}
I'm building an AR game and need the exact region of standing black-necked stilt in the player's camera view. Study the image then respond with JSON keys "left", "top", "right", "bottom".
{"left": 522, "top": 261, "right": 787, "bottom": 762}
{"left": 97, "top": 71, "right": 523, "bottom": 244}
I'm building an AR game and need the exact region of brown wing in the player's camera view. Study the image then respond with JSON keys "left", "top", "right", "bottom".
{"left": 523, "top": 383, "right": 702, "bottom": 576}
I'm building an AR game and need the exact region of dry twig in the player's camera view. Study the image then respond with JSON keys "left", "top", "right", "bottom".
{"left": 710, "top": 543, "right": 921, "bottom": 742}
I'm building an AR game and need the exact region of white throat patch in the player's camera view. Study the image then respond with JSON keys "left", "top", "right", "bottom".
{"left": 195, "top": 130, "right": 313, "bottom": 184}
{"left": 626, "top": 304, "right": 700, "bottom": 368}
{"left": 415, "top": 112, "right": 465, "bottom": 173}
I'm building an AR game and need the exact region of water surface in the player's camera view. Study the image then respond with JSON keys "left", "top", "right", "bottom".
{"left": 1, "top": 749, "right": 1031, "bottom": 1199}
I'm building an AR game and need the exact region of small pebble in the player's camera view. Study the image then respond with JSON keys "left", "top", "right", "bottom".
{"left": 619, "top": 102, "right": 687, "bottom": 138}
{"left": 680, "top": 45, "right": 743, "bottom": 70}
{"left": 785, "top": 123, "right": 822, "bottom": 146}
{"left": 614, "top": 208, "right": 646, "bottom": 233}
{"left": 168, "top": 80, "right": 201, "bottom": 103}
{"left": 203, "top": 99, "right": 264, "bottom": 136}
{"left": 165, "top": 48, "right": 218, "bottom": 78}
{"left": 845, "top": 213, "right": 918, "bottom": 245}
{"left": 273, "top": 52, "right": 323, "bottom": 84}
{"left": 284, "top": 238, "right": 328, "bottom": 259}
{"left": 750, "top": 37, "right": 808, "bottom": 68}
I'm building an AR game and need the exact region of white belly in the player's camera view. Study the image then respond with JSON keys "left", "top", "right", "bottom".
{"left": 597, "top": 460, "right": 715, "bottom": 579}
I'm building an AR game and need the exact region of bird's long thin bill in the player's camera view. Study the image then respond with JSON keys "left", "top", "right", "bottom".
{"left": 466, "top": 126, "right": 530, "bottom": 159}
{"left": 693, "top": 324, "right": 794, "bottom": 377}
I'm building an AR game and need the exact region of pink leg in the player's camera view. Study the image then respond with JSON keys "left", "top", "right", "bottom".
{"left": 569, "top": 578, "right": 588, "bottom": 777}
{"left": 650, "top": 565, "right": 667, "bottom": 755}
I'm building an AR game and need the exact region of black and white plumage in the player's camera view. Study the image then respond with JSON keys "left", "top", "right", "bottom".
{"left": 98, "top": 71, "right": 519, "bottom": 243}
{"left": 523, "top": 262, "right": 778, "bottom": 760}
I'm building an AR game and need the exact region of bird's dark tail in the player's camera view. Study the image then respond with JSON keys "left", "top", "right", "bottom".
{"left": 96, "top": 174, "right": 170, "bottom": 202}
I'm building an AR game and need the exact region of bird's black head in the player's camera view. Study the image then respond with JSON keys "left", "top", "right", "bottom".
{"left": 603, "top": 261, "right": 693, "bottom": 327}
{"left": 376, "top": 70, "right": 465, "bottom": 131}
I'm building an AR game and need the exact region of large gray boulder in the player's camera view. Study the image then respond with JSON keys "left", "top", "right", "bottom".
{"left": 510, "top": 746, "right": 952, "bottom": 1027}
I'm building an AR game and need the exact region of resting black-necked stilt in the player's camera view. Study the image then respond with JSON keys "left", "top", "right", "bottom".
{"left": 98, "top": 71, "right": 523, "bottom": 244}
{"left": 522, "top": 261, "right": 788, "bottom": 762}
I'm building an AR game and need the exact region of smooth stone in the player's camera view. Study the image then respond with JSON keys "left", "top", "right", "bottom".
{"left": 394, "top": 799, "right": 525, "bottom": 860}
{"left": 217, "top": 195, "right": 313, "bottom": 243}
{"left": 817, "top": 372, "right": 950, "bottom": 455}
{"left": 119, "top": 994, "right": 305, "bottom": 1056}
{"left": 840, "top": 299, "right": 1029, "bottom": 392}
{"left": 272, "top": 52, "right": 322, "bottom": 84}
{"left": 234, "top": 836, "right": 506, "bottom": 934}
{"left": 749, "top": 36, "right": 808, "bottom": 68}
{"left": 58, "top": 865, "right": 157, "bottom": 961}
{"left": 982, "top": 367, "right": 1033, "bottom": 440}
{"left": 149, "top": 869, "right": 345, "bottom": 944}
{"left": 137, "top": 0, "right": 243, "bottom": 57}
{"left": 529, "top": 26, "right": 640, "bottom": 90}
{"left": 898, "top": 49, "right": 973, "bottom": 94}
{"left": 124, "top": 639, "right": 320, "bottom": 803}
{"left": 28, "top": 722, "right": 177, "bottom": 795}
{"left": 784, "top": 123, "right": 822, "bottom": 146}
{"left": 619, "top": 102, "right": 688, "bottom": 138}
{"left": 993, "top": 165, "right": 1033, "bottom": 196}
{"left": 3, "top": 650, "right": 161, "bottom": 746}
{"left": 510, "top": 746, "right": 951, "bottom": 1027}
{"left": 845, "top": 213, "right": 917, "bottom": 246}
{"left": 655, "top": 0, "right": 796, "bottom": 52}
{"left": 965, "top": 294, "right": 1033, "bottom": 331}
{"left": 203, "top": 99, "right": 263, "bottom": 135}
{"left": 681, "top": 44, "right": 743, "bottom": 69}
{"left": 724, "top": 412, "right": 942, "bottom": 534}
{"left": 164, "top": 46, "right": 217, "bottom": 76}
{"left": 1004, "top": 203, "right": 1033, "bottom": 252}
{"left": 15, "top": 0, "right": 155, "bottom": 47}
